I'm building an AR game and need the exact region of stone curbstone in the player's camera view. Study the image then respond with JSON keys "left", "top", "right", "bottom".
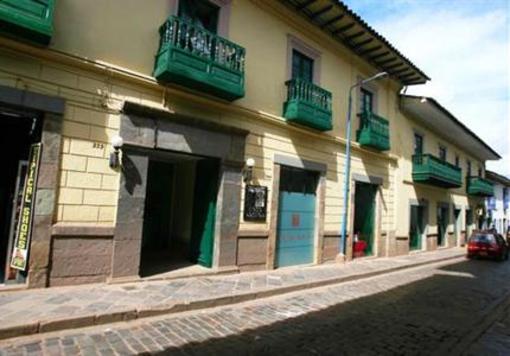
{"left": 38, "top": 315, "right": 95, "bottom": 333}
{"left": 0, "top": 323, "right": 39, "bottom": 340}
{"left": 136, "top": 303, "right": 189, "bottom": 319}
{"left": 94, "top": 309, "right": 137, "bottom": 325}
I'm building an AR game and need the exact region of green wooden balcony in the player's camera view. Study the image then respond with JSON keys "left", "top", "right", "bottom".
{"left": 356, "top": 111, "right": 390, "bottom": 151}
{"left": 467, "top": 176, "right": 494, "bottom": 196}
{"left": 0, "top": 0, "right": 54, "bottom": 45}
{"left": 283, "top": 79, "right": 332, "bottom": 131}
{"left": 153, "top": 16, "right": 245, "bottom": 101}
{"left": 412, "top": 154, "right": 462, "bottom": 188}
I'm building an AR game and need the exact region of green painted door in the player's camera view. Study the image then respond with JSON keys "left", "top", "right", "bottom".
{"left": 409, "top": 205, "right": 424, "bottom": 250}
{"left": 190, "top": 159, "right": 219, "bottom": 268}
{"left": 353, "top": 182, "right": 377, "bottom": 256}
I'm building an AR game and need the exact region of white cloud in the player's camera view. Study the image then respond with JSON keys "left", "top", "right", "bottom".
{"left": 366, "top": 2, "right": 510, "bottom": 176}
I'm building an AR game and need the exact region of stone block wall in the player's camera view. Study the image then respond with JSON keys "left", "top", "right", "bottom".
{"left": 236, "top": 234, "right": 268, "bottom": 271}
{"left": 57, "top": 106, "right": 120, "bottom": 225}
{"left": 396, "top": 237, "right": 409, "bottom": 256}
{"left": 447, "top": 233, "right": 456, "bottom": 248}
{"left": 322, "top": 235, "right": 340, "bottom": 262}
{"left": 49, "top": 235, "right": 113, "bottom": 286}
{"left": 426, "top": 235, "right": 438, "bottom": 251}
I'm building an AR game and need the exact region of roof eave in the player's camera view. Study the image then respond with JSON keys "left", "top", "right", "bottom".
{"left": 279, "top": 0, "right": 430, "bottom": 85}
{"left": 401, "top": 95, "right": 501, "bottom": 161}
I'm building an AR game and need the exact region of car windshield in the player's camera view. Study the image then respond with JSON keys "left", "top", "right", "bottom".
{"left": 470, "top": 234, "right": 496, "bottom": 244}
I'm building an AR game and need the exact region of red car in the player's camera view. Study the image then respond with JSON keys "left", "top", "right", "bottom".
{"left": 467, "top": 231, "right": 509, "bottom": 261}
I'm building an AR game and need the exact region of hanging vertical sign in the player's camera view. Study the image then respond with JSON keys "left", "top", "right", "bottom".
{"left": 10, "top": 143, "right": 42, "bottom": 271}
{"left": 487, "top": 196, "right": 496, "bottom": 211}
{"left": 504, "top": 188, "right": 509, "bottom": 210}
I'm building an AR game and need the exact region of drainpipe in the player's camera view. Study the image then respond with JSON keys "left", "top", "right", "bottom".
{"left": 339, "top": 72, "right": 388, "bottom": 257}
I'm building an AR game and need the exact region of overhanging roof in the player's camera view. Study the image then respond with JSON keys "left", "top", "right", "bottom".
{"left": 486, "top": 170, "right": 510, "bottom": 186}
{"left": 279, "top": 0, "right": 430, "bottom": 85}
{"left": 400, "top": 95, "right": 501, "bottom": 161}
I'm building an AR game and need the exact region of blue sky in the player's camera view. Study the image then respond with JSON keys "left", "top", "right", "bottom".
{"left": 343, "top": 0, "right": 510, "bottom": 176}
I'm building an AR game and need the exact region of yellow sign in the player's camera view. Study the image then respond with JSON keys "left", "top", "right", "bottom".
{"left": 10, "top": 143, "right": 42, "bottom": 271}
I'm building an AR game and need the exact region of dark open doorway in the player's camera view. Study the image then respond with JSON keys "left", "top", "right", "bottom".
{"left": 353, "top": 182, "right": 377, "bottom": 258}
{"left": 454, "top": 208, "right": 461, "bottom": 246}
{"left": 437, "top": 205, "right": 449, "bottom": 247}
{"left": 0, "top": 110, "right": 42, "bottom": 285}
{"left": 139, "top": 153, "right": 219, "bottom": 278}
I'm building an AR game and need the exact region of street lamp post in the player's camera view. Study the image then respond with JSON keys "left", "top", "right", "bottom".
{"left": 339, "top": 72, "right": 387, "bottom": 257}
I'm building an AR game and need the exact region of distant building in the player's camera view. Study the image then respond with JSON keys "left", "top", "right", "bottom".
{"left": 485, "top": 171, "right": 510, "bottom": 235}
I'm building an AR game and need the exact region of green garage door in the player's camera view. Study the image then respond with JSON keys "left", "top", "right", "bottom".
{"left": 276, "top": 166, "right": 318, "bottom": 268}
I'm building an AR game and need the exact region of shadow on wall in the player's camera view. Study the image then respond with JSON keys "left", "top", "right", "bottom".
{"left": 151, "top": 259, "right": 509, "bottom": 355}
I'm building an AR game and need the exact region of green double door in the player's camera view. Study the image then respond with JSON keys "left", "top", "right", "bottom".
{"left": 409, "top": 205, "right": 425, "bottom": 250}
{"left": 353, "top": 182, "right": 377, "bottom": 256}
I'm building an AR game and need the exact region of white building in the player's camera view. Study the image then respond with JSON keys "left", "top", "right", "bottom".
{"left": 486, "top": 171, "right": 510, "bottom": 235}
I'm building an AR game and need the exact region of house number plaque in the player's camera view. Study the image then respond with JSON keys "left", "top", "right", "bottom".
{"left": 244, "top": 185, "right": 268, "bottom": 221}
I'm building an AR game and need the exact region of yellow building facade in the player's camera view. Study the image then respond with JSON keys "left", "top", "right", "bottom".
{"left": 0, "top": 0, "right": 499, "bottom": 288}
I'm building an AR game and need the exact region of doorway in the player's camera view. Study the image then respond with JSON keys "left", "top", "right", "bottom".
{"left": 437, "top": 205, "right": 449, "bottom": 247}
{"left": 0, "top": 111, "right": 42, "bottom": 284}
{"left": 276, "top": 166, "right": 318, "bottom": 268}
{"left": 454, "top": 208, "right": 461, "bottom": 246}
{"left": 409, "top": 205, "right": 425, "bottom": 251}
{"left": 353, "top": 182, "right": 378, "bottom": 258}
{"left": 139, "top": 154, "right": 219, "bottom": 277}
{"left": 465, "top": 209, "right": 473, "bottom": 243}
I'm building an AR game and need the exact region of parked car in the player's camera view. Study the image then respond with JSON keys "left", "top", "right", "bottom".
{"left": 467, "top": 231, "right": 509, "bottom": 261}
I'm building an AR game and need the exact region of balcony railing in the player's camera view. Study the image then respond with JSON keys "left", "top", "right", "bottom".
{"left": 412, "top": 154, "right": 462, "bottom": 188}
{"left": 153, "top": 16, "right": 246, "bottom": 101}
{"left": 283, "top": 79, "right": 332, "bottom": 131}
{"left": 356, "top": 111, "right": 390, "bottom": 151}
{"left": 467, "top": 176, "right": 494, "bottom": 196}
{"left": 0, "top": 0, "right": 54, "bottom": 45}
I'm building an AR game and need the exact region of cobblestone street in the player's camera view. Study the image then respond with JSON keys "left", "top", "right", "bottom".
{"left": 0, "top": 256, "right": 509, "bottom": 355}
{"left": 466, "top": 294, "right": 510, "bottom": 355}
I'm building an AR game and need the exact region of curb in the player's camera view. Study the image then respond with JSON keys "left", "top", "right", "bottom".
{"left": 0, "top": 253, "right": 465, "bottom": 341}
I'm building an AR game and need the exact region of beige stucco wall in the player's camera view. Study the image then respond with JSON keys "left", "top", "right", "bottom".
{"left": 1, "top": 0, "right": 491, "bottom": 266}
{"left": 0, "top": 0, "right": 402, "bottom": 235}
{"left": 393, "top": 108, "right": 485, "bottom": 239}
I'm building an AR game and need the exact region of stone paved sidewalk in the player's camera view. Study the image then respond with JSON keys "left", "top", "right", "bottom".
{"left": 1, "top": 250, "right": 502, "bottom": 356}
{"left": 0, "top": 248, "right": 464, "bottom": 340}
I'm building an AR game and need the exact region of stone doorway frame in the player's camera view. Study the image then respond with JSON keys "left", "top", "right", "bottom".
{"left": 0, "top": 85, "right": 64, "bottom": 288}
{"left": 409, "top": 198, "right": 429, "bottom": 252}
{"left": 111, "top": 102, "right": 248, "bottom": 280}
{"left": 347, "top": 174, "right": 383, "bottom": 260}
{"left": 267, "top": 154, "right": 327, "bottom": 270}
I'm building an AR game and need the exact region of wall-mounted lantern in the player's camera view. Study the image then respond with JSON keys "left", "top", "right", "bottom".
{"left": 243, "top": 158, "right": 255, "bottom": 183}
{"left": 109, "top": 135, "right": 124, "bottom": 169}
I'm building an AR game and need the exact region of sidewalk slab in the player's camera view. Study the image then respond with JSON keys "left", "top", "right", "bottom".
{"left": 0, "top": 248, "right": 465, "bottom": 340}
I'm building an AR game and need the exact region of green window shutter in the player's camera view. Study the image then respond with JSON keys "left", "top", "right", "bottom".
{"left": 414, "top": 133, "right": 423, "bottom": 156}
{"left": 360, "top": 88, "right": 373, "bottom": 113}
{"left": 291, "top": 50, "right": 314, "bottom": 82}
